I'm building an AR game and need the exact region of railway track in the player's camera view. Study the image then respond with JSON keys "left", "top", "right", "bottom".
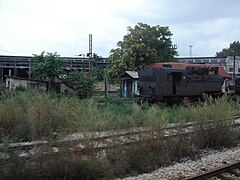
{"left": 1, "top": 117, "right": 240, "bottom": 180}
{"left": 185, "top": 161, "right": 240, "bottom": 180}
{"left": 3, "top": 116, "right": 240, "bottom": 147}
{"left": 1, "top": 116, "right": 240, "bottom": 159}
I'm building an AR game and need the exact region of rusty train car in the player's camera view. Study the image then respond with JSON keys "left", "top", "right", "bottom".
{"left": 138, "top": 63, "right": 230, "bottom": 104}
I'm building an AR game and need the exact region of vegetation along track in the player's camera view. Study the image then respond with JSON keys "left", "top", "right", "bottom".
{"left": 185, "top": 161, "right": 240, "bottom": 180}
{"left": 1, "top": 116, "right": 240, "bottom": 159}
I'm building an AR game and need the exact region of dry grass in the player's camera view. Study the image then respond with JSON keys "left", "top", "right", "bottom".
{"left": 1, "top": 91, "right": 240, "bottom": 179}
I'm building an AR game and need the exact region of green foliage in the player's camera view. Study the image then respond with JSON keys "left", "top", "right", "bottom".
{"left": 31, "top": 51, "right": 65, "bottom": 90}
{"left": 0, "top": 81, "right": 6, "bottom": 95}
{"left": 0, "top": 91, "right": 75, "bottom": 141}
{"left": 1, "top": 92, "right": 239, "bottom": 143}
{"left": 15, "top": 85, "right": 27, "bottom": 91}
{"left": 216, "top": 41, "right": 240, "bottom": 57}
{"left": 65, "top": 71, "right": 96, "bottom": 98}
{"left": 91, "top": 53, "right": 106, "bottom": 81}
{"left": 181, "top": 96, "right": 238, "bottom": 148}
{"left": 108, "top": 23, "right": 178, "bottom": 77}
{"left": 32, "top": 51, "right": 65, "bottom": 80}
{"left": 1, "top": 151, "right": 112, "bottom": 180}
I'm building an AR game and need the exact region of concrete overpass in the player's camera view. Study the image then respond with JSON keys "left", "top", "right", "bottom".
{"left": 0, "top": 55, "right": 108, "bottom": 80}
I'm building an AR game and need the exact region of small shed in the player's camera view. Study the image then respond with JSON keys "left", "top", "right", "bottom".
{"left": 5, "top": 76, "right": 75, "bottom": 94}
{"left": 5, "top": 76, "right": 47, "bottom": 91}
{"left": 117, "top": 71, "right": 139, "bottom": 97}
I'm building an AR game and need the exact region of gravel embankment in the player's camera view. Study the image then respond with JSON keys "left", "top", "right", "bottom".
{"left": 119, "top": 144, "right": 240, "bottom": 180}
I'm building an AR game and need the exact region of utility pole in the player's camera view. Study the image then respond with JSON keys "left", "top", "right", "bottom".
{"left": 87, "top": 34, "right": 92, "bottom": 74}
{"left": 189, "top": 45, "right": 193, "bottom": 57}
{"left": 233, "top": 55, "right": 236, "bottom": 85}
{"left": 28, "top": 58, "right": 31, "bottom": 79}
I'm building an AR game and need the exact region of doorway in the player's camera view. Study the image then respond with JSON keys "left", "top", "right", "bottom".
{"left": 172, "top": 72, "right": 182, "bottom": 95}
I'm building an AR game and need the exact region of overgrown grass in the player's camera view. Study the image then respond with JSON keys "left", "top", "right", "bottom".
{"left": 0, "top": 91, "right": 150, "bottom": 142}
{"left": 1, "top": 90, "right": 240, "bottom": 179}
{"left": 0, "top": 90, "right": 239, "bottom": 142}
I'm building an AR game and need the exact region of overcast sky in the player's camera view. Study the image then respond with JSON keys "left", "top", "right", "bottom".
{"left": 0, "top": 0, "right": 239, "bottom": 58}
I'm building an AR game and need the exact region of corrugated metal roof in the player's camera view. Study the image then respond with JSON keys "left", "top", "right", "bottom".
{"left": 125, "top": 71, "right": 139, "bottom": 79}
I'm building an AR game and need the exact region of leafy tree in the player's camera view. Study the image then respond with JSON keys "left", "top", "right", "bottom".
{"left": 65, "top": 71, "right": 96, "bottom": 98}
{"left": 32, "top": 51, "right": 65, "bottom": 90}
{"left": 108, "top": 23, "right": 178, "bottom": 77}
{"left": 91, "top": 53, "right": 106, "bottom": 81}
{"left": 216, "top": 41, "right": 240, "bottom": 57}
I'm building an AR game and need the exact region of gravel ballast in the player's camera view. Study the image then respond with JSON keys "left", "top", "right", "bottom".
{"left": 120, "top": 144, "right": 240, "bottom": 180}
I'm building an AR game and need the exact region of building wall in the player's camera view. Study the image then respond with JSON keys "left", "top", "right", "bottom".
{"left": 60, "top": 83, "right": 75, "bottom": 94}
{"left": 5, "top": 77, "right": 47, "bottom": 90}
{"left": 6, "top": 78, "right": 28, "bottom": 89}
{"left": 225, "top": 56, "right": 240, "bottom": 78}
{"left": 132, "top": 80, "right": 139, "bottom": 96}
{"left": 5, "top": 76, "right": 74, "bottom": 94}
{"left": 121, "top": 79, "right": 139, "bottom": 97}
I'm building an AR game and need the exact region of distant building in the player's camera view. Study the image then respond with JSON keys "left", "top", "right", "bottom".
{"left": 5, "top": 76, "right": 47, "bottom": 91}
{"left": 117, "top": 71, "right": 139, "bottom": 98}
{"left": 0, "top": 55, "right": 108, "bottom": 80}
{"left": 5, "top": 76, "right": 75, "bottom": 94}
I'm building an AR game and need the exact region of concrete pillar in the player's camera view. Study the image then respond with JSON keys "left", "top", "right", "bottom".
{"left": 0, "top": 67, "right": 2, "bottom": 79}
{"left": 14, "top": 68, "right": 18, "bottom": 77}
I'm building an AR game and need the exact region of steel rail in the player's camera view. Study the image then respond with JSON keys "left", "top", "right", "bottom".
{"left": 185, "top": 161, "right": 240, "bottom": 180}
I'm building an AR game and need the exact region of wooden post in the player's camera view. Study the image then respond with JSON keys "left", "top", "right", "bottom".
{"left": 104, "top": 77, "right": 108, "bottom": 98}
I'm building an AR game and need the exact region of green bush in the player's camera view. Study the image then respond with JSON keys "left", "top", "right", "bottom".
{"left": 65, "top": 71, "right": 96, "bottom": 98}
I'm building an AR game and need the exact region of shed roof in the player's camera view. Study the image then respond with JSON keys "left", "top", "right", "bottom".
{"left": 117, "top": 71, "right": 139, "bottom": 80}
{"left": 125, "top": 71, "right": 139, "bottom": 79}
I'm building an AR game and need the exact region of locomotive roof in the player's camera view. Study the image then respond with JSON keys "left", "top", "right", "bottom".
{"left": 147, "top": 62, "right": 230, "bottom": 78}
{"left": 151, "top": 68, "right": 186, "bottom": 73}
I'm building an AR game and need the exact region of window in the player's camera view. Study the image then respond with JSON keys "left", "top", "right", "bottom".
{"left": 211, "top": 60, "right": 218, "bottom": 64}
{"left": 229, "top": 68, "right": 233, "bottom": 72}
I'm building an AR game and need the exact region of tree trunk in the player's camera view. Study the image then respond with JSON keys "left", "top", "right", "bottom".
{"left": 48, "top": 75, "right": 54, "bottom": 91}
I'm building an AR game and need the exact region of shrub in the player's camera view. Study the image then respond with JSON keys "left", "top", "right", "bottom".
{"left": 65, "top": 71, "right": 96, "bottom": 98}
